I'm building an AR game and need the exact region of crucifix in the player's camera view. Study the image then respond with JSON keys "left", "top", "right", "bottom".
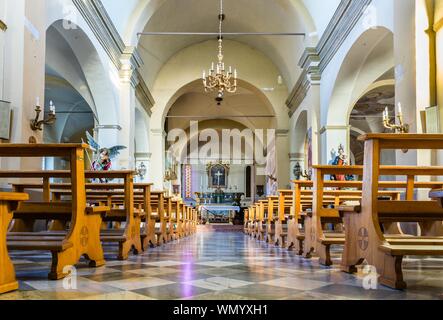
{"left": 215, "top": 170, "right": 223, "bottom": 186}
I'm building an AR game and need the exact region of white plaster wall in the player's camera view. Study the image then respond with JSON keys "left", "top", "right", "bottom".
{"left": 301, "top": 0, "right": 341, "bottom": 39}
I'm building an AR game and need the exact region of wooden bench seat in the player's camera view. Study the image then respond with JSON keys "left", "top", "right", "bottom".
{"left": 1, "top": 192, "right": 30, "bottom": 294}
{"left": 379, "top": 244, "right": 443, "bottom": 256}
{"left": 299, "top": 167, "right": 404, "bottom": 266}
{"left": 340, "top": 134, "right": 443, "bottom": 290}
{"left": 7, "top": 240, "right": 73, "bottom": 251}
{"left": 0, "top": 144, "right": 108, "bottom": 283}
{"left": 13, "top": 172, "right": 144, "bottom": 261}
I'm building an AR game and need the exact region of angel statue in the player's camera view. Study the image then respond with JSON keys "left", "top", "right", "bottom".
{"left": 84, "top": 132, "right": 126, "bottom": 181}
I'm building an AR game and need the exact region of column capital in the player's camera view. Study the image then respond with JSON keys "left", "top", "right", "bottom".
{"left": 289, "top": 153, "right": 305, "bottom": 160}
{"left": 135, "top": 152, "right": 152, "bottom": 159}
{"left": 319, "top": 125, "right": 351, "bottom": 135}
{"left": 151, "top": 128, "right": 167, "bottom": 137}
{"left": 93, "top": 125, "right": 122, "bottom": 131}
{"left": 276, "top": 129, "right": 289, "bottom": 137}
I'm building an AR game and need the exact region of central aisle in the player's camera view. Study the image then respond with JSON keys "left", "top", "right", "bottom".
{"left": 2, "top": 231, "right": 442, "bottom": 300}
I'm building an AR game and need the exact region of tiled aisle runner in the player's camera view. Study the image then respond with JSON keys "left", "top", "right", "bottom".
{"left": 1, "top": 231, "right": 443, "bottom": 300}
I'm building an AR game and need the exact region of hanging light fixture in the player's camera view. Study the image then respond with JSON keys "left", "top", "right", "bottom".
{"left": 202, "top": 0, "right": 237, "bottom": 105}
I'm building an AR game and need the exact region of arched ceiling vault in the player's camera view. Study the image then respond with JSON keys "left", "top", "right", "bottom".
{"left": 102, "top": 0, "right": 318, "bottom": 90}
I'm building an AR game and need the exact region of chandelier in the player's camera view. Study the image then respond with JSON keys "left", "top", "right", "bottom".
{"left": 202, "top": 0, "right": 237, "bottom": 105}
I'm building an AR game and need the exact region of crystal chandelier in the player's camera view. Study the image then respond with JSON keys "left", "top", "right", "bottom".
{"left": 202, "top": 0, "right": 237, "bottom": 105}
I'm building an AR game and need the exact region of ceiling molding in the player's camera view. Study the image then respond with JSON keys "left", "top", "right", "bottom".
{"left": 72, "top": 0, "right": 155, "bottom": 112}
{"left": 287, "top": 70, "right": 311, "bottom": 117}
{"left": 287, "top": 0, "right": 372, "bottom": 115}
{"left": 134, "top": 71, "right": 155, "bottom": 116}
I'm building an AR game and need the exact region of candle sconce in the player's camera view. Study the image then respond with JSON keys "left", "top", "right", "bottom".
{"left": 383, "top": 104, "right": 409, "bottom": 134}
{"left": 136, "top": 162, "right": 147, "bottom": 179}
{"left": 383, "top": 104, "right": 409, "bottom": 153}
{"left": 301, "top": 168, "right": 312, "bottom": 181}
{"left": 30, "top": 100, "right": 56, "bottom": 131}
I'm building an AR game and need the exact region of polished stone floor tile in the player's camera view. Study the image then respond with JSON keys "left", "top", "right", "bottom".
{"left": 181, "top": 291, "right": 251, "bottom": 300}
{"left": 155, "top": 271, "right": 214, "bottom": 283}
{"left": 225, "top": 284, "right": 301, "bottom": 300}
{"left": 185, "top": 277, "right": 252, "bottom": 291}
{"left": 106, "top": 276, "right": 175, "bottom": 290}
{"left": 79, "top": 291, "right": 156, "bottom": 300}
{"left": 196, "top": 261, "right": 243, "bottom": 268}
{"left": 133, "top": 283, "right": 211, "bottom": 299}
{"left": 3, "top": 230, "right": 443, "bottom": 300}
{"left": 261, "top": 277, "right": 330, "bottom": 291}
{"left": 83, "top": 272, "right": 143, "bottom": 282}
{"left": 310, "top": 284, "right": 400, "bottom": 300}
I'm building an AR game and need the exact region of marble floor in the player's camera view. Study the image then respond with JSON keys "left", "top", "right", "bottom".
{"left": 1, "top": 230, "right": 443, "bottom": 300}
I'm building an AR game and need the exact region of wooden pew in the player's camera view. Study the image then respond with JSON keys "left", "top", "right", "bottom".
{"left": 0, "top": 192, "right": 29, "bottom": 294}
{"left": 243, "top": 209, "right": 249, "bottom": 234}
{"left": 11, "top": 173, "right": 146, "bottom": 260}
{"left": 0, "top": 144, "right": 106, "bottom": 280}
{"left": 148, "top": 191, "right": 167, "bottom": 246}
{"left": 290, "top": 176, "right": 441, "bottom": 259}
{"left": 185, "top": 204, "right": 190, "bottom": 236}
{"left": 190, "top": 207, "right": 197, "bottom": 234}
{"left": 304, "top": 166, "right": 404, "bottom": 266}
{"left": 247, "top": 205, "right": 256, "bottom": 237}
{"left": 265, "top": 196, "right": 279, "bottom": 244}
{"left": 340, "top": 134, "right": 443, "bottom": 290}
{"left": 249, "top": 204, "right": 257, "bottom": 238}
{"left": 176, "top": 201, "right": 185, "bottom": 239}
{"left": 256, "top": 200, "right": 268, "bottom": 241}
{"left": 163, "top": 196, "right": 173, "bottom": 242}
{"left": 286, "top": 180, "right": 366, "bottom": 255}
{"left": 274, "top": 190, "right": 294, "bottom": 248}
{"left": 170, "top": 199, "right": 183, "bottom": 240}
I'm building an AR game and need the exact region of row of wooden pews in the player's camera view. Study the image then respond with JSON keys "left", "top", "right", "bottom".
{"left": 245, "top": 134, "right": 443, "bottom": 290}
{"left": 0, "top": 143, "right": 198, "bottom": 294}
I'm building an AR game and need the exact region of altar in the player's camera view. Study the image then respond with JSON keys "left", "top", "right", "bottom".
{"left": 195, "top": 192, "right": 244, "bottom": 205}
{"left": 199, "top": 205, "right": 240, "bottom": 224}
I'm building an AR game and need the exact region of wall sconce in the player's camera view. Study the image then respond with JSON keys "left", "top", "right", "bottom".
{"left": 30, "top": 98, "right": 56, "bottom": 131}
{"left": 136, "top": 162, "right": 147, "bottom": 179}
{"left": 383, "top": 103, "right": 409, "bottom": 153}
{"left": 383, "top": 103, "right": 409, "bottom": 133}
{"left": 301, "top": 168, "right": 312, "bottom": 180}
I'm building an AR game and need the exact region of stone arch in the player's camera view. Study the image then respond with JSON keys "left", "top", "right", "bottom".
{"left": 149, "top": 39, "right": 285, "bottom": 133}
{"left": 44, "top": 19, "right": 119, "bottom": 144}
{"left": 327, "top": 27, "right": 395, "bottom": 126}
